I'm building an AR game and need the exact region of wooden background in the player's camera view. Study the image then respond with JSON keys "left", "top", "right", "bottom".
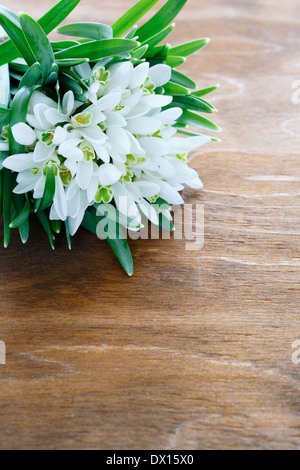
{"left": 0, "top": 0, "right": 300, "bottom": 450}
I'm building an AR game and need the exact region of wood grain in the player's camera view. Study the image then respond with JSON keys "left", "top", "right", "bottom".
{"left": 0, "top": 0, "right": 300, "bottom": 450}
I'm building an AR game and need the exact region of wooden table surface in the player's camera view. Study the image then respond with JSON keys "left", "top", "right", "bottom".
{"left": 0, "top": 0, "right": 300, "bottom": 450}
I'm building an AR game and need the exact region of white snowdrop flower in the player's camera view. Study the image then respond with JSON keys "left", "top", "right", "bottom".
{"left": 3, "top": 60, "right": 212, "bottom": 234}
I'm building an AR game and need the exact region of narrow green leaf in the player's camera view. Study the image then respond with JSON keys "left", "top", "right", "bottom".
{"left": 171, "top": 69, "right": 197, "bottom": 89}
{"left": 136, "top": 0, "right": 188, "bottom": 43}
{"left": 55, "top": 39, "right": 139, "bottom": 60}
{"left": 3, "top": 168, "right": 12, "bottom": 247}
{"left": 20, "top": 14, "right": 55, "bottom": 80}
{"left": 165, "top": 56, "right": 185, "bottom": 68}
{"left": 10, "top": 193, "right": 30, "bottom": 228}
{"left": 0, "top": 6, "right": 35, "bottom": 66}
{"left": 51, "top": 40, "right": 79, "bottom": 51}
{"left": 57, "top": 23, "right": 113, "bottom": 41}
{"left": 56, "top": 58, "right": 90, "bottom": 67}
{"left": 11, "top": 192, "right": 30, "bottom": 243}
{"left": 36, "top": 211, "right": 55, "bottom": 250}
{"left": 142, "top": 23, "right": 175, "bottom": 54}
{"left": 163, "top": 81, "right": 190, "bottom": 96}
{"left": 192, "top": 84, "right": 220, "bottom": 98}
{"left": 0, "top": 106, "right": 10, "bottom": 125}
{"left": 112, "top": 0, "right": 161, "bottom": 38}
{"left": 169, "top": 38, "right": 210, "bottom": 57}
{"left": 172, "top": 95, "right": 217, "bottom": 113}
{"left": 0, "top": 0, "right": 81, "bottom": 66}
{"left": 64, "top": 220, "right": 72, "bottom": 250}
{"left": 38, "top": 165, "right": 56, "bottom": 212}
{"left": 82, "top": 210, "right": 134, "bottom": 276}
{"left": 50, "top": 219, "right": 61, "bottom": 234}
{"left": 131, "top": 44, "right": 148, "bottom": 59}
{"left": 177, "top": 109, "right": 221, "bottom": 132}
{"left": 19, "top": 62, "right": 43, "bottom": 88}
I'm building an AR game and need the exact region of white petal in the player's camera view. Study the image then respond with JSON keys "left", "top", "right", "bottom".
{"left": 76, "top": 160, "right": 93, "bottom": 190}
{"left": 44, "top": 108, "right": 66, "bottom": 126}
{"left": 33, "top": 103, "right": 53, "bottom": 130}
{"left": 104, "top": 111, "right": 127, "bottom": 128}
{"left": 107, "top": 62, "right": 133, "bottom": 90}
{"left": 79, "top": 125, "right": 106, "bottom": 144}
{"left": 126, "top": 117, "right": 162, "bottom": 135}
{"left": 154, "top": 156, "right": 177, "bottom": 178}
{"left": 53, "top": 176, "right": 67, "bottom": 221}
{"left": 187, "top": 177, "right": 203, "bottom": 189}
{"left": 138, "top": 137, "right": 169, "bottom": 156}
{"left": 52, "top": 126, "right": 68, "bottom": 146}
{"left": 141, "top": 94, "right": 173, "bottom": 108}
{"left": 64, "top": 159, "right": 78, "bottom": 176}
{"left": 98, "top": 163, "right": 122, "bottom": 186}
{"left": 12, "top": 123, "right": 36, "bottom": 146}
{"left": 33, "top": 175, "right": 46, "bottom": 199}
{"left": 129, "top": 62, "right": 150, "bottom": 89}
{"left": 158, "top": 107, "right": 183, "bottom": 125}
{"left": 95, "top": 91, "right": 122, "bottom": 111}
{"left": 3, "top": 153, "right": 34, "bottom": 172}
{"left": 29, "top": 91, "right": 56, "bottom": 113}
{"left": 62, "top": 91, "right": 75, "bottom": 116}
{"left": 93, "top": 143, "right": 110, "bottom": 163}
{"left": 68, "top": 210, "right": 85, "bottom": 236}
{"left": 149, "top": 64, "right": 172, "bottom": 87}
{"left": 13, "top": 171, "right": 38, "bottom": 193}
{"left": 88, "top": 81, "right": 100, "bottom": 104}
{"left": 157, "top": 180, "right": 184, "bottom": 205}
{"left": 107, "top": 127, "right": 131, "bottom": 155}
{"left": 112, "top": 182, "right": 141, "bottom": 222}
{"left": 33, "top": 141, "right": 55, "bottom": 162}
{"left": 138, "top": 198, "right": 159, "bottom": 225}
{"left": 59, "top": 138, "right": 83, "bottom": 160}
{"left": 133, "top": 181, "right": 160, "bottom": 199}
{"left": 87, "top": 173, "right": 99, "bottom": 202}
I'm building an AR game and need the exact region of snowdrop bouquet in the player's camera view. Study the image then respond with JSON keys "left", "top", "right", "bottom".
{"left": 0, "top": 0, "right": 220, "bottom": 275}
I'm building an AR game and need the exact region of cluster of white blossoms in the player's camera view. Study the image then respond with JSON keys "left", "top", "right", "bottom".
{"left": 3, "top": 61, "right": 210, "bottom": 235}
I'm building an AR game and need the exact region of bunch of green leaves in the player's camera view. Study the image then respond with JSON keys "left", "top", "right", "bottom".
{"left": 0, "top": 0, "right": 220, "bottom": 275}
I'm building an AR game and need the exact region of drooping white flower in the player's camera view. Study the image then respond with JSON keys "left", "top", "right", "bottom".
{"left": 3, "top": 61, "right": 212, "bottom": 235}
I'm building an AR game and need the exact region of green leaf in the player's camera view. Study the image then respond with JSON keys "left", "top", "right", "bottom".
{"left": 163, "top": 81, "right": 190, "bottom": 96}
{"left": 177, "top": 109, "right": 221, "bottom": 132}
{"left": 169, "top": 38, "right": 210, "bottom": 57}
{"left": 172, "top": 95, "right": 217, "bottom": 113}
{"left": 136, "top": 0, "right": 188, "bottom": 43}
{"left": 0, "top": 0, "right": 81, "bottom": 66}
{"left": 20, "top": 13, "right": 55, "bottom": 80}
{"left": 142, "top": 23, "right": 175, "bottom": 54}
{"left": 56, "top": 58, "right": 90, "bottom": 67}
{"left": 171, "top": 69, "right": 196, "bottom": 89}
{"left": 131, "top": 44, "right": 148, "bottom": 59}
{"left": 51, "top": 40, "right": 79, "bottom": 51}
{"left": 0, "top": 106, "right": 10, "bottom": 125}
{"left": 159, "top": 212, "right": 175, "bottom": 232}
{"left": 10, "top": 193, "right": 30, "bottom": 228}
{"left": 38, "top": 165, "right": 56, "bottom": 211}
{"left": 82, "top": 210, "right": 134, "bottom": 276}
{"left": 55, "top": 38, "right": 139, "bottom": 60}
{"left": 36, "top": 210, "right": 55, "bottom": 250}
{"left": 19, "top": 62, "right": 43, "bottom": 88}
{"left": 64, "top": 220, "right": 72, "bottom": 250}
{"left": 165, "top": 56, "right": 185, "bottom": 68}
{"left": 112, "top": 0, "right": 161, "bottom": 38}
{"left": 0, "top": 6, "right": 36, "bottom": 66}
{"left": 0, "top": 64, "right": 10, "bottom": 106}
{"left": 57, "top": 22, "right": 113, "bottom": 41}
{"left": 11, "top": 192, "right": 30, "bottom": 243}
{"left": 192, "top": 84, "right": 220, "bottom": 98}
{"left": 3, "top": 169, "right": 12, "bottom": 247}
